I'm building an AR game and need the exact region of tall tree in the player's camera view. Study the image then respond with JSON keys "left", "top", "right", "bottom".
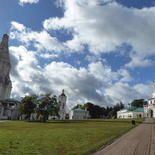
{"left": 131, "top": 99, "right": 147, "bottom": 107}
{"left": 20, "top": 94, "right": 38, "bottom": 121}
{"left": 72, "top": 104, "right": 82, "bottom": 110}
{"left": 109, "top": 102, "right": 124, "bottom": 117}
{"left": 38, "top": 93, "right": 59, "bottom": 121}
{"left": 82, "top": 102, "right": 104, "bottom": 118}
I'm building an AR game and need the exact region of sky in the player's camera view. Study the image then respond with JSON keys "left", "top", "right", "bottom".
{"left": 0, "top": 0, "right": 155, "bottom": 111}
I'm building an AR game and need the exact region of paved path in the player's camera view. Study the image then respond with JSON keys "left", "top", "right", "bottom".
{"left": 93, "top": 118, "right": 155, "bottom": 155}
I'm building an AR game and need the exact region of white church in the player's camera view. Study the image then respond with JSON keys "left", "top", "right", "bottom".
{"left": 0, "top": 34, "right": 20, "bottom": 120}
{"left": 117, "top": 81, "right": 155, "bottom": 119}
{"left": 143, "top": 81, "right": 155, "bottom": 118}
{"left": 48, "top": 89, "right": 67, "bottom": 120}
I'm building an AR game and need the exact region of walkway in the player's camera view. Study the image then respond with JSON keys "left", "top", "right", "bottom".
{"left": 93, "top": 118, "right": 155, "bottom": 155}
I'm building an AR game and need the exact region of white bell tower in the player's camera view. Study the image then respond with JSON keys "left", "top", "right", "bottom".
{"left": 152, "top": 80, "right": 155, "bottom": 98}
{"left": 0, "top": 34, "right": 12, "bottom": 100}
{"left": 58, "top": 90, "right": 67, "bottom": 119}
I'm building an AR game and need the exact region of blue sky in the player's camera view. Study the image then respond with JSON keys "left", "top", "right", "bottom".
{"left": 1, "top": 0, "right": 155, "bottom": 110}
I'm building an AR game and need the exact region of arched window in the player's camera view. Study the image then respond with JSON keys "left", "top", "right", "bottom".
{"left": 62, "top": 103, "right": 65, "bottom": 109}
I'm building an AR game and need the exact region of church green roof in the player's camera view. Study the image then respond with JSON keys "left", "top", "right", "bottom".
{"left": 133, "top": 107, "right": 144, "bottom": 112}
{"left": 73, "top": 108, "right": 86, "bottom": 111}
{"left": 119, "top": 106, "right": 144, "bottom": 112}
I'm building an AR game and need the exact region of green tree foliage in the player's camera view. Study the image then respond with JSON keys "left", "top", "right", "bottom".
{"left": 20, "top": 94, "right": 38, "bottom": 121}
{"left": 38, "top": 93, "right": 59, "bottom": 121}
{"left": 81, "top": 102, "right": 109, "bottom": 118}
{"left": 131, "top": 99, "right": 147, "bottom": 107}
{"left": 72, "top": 102, "right": 124, "bottom": 118}
{"left": 108, "top": 102, "right": 124, "bottom": 117}
{"left": 72, "top": 104, "right": 82, "bottom": 110}
{"left": 19, "top": 93, "right": 59, "bottom": 122}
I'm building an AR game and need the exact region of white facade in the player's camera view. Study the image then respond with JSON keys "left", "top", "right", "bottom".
{"left": 118, "top": 80, "right": 155, "bottom": 119}
{"left": 0, "top": 34, "right": 12, "bottom": 100}
{"left": 144, "top": 81, "right": 155, "bottom": 118}
{"left": 0, "top": 98, "right": 20, "bottom": 120}
{"left": 117, "top": 109, "right": 144, "bottom": 119}
{"left": 70, "top": 108, "right": 89, "bottom": 119}
{"left": 58, "top": 90, "right": 67, "bottom": 119}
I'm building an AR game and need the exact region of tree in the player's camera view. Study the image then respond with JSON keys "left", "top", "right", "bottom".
{"left": 20, "top": 94, "right": 38, "bottom": 121}
{"left": 72, "top": 104, "right": 82, "bottom": 110}
{"left": 109, "top": 102, "right": 124, "bottom": 117}
{"left": 71, "top": 102, "right": 124, "bottom": 119}
{"left": 131, "top": 99, "right": 147, "bottom": 107}
{"left": 82, "top": 102, "right": 104, "bottom": 118}
{"left": 106, "top": 106, "right": 113, "bottom": 118}
{"left": 38, "top": 93, "right": 59, "bottom": 122}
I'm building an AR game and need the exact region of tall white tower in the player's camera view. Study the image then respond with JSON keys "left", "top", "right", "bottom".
{"left": 0, "top": 34, "right": 12, "bottom": 100}
{"left": 152, "top": 80, "right": 155, "bottom": 98}
{"left": 58, "top": 90, "right": 67, "bottom": 119}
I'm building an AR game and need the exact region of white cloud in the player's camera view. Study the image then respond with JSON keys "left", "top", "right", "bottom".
{"left": 117, "top": 69, "right": 133, "bottom": 82}
{"left": 88, "top": 61, "right": 118, "bottom": 83}
{"left": 10, "top": 21, "right": 64, "bottom": 54}
{"left": 19, "top": 0, "right": 39, "bottom": 6}
{"left": 104, "top": 82, "right": 151, "bottom": 104}
{"left": 9, "top": 0, "right": 155, "bottom": 109}
{"left": 40, "top": 53, "right": 59, "bottom": 59}
{"left": 10, "top": 22, "right": 26, "bottom": 31}
{"left": 43, "top": 0, "right": 155, "bottom": 68}
{"left": 10, "top": 45, "right": 151, "bottom": 110}
{"left": 125, "top": 54, "right": 154, "bottom": 68}
{"left": 134, "top": 83, "right": 153, "bottom": 99}
{"left": 8, "top": 46, "right": 103, "bottom": 107}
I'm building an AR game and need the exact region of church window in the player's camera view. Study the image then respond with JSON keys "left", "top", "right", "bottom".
{"left": 62, "top": 103, "right": 65, "bottom": 109}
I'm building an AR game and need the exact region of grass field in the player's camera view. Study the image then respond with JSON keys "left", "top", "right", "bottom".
{"left": 0, "top": 118, "right": 144, "bottom": 155}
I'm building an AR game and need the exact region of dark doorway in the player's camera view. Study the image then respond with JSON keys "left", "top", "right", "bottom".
{"left": 151, "top": 110, "right": 153, "bottom": 118}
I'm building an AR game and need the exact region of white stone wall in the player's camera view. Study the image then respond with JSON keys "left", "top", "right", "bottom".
{"left": 153, "top": 107, "right": 155, "bottom": 118}
{"left": 117, "top": 112, "right": 133, "bottom": 118}
{"left": 0, "top": 101, "right": 20, "bottom": 120}
{"left": 70, "top": 110, "right": 89, "bottom": 119}
{"left": 117, "top": 111, "right": 144, "bottom": 119}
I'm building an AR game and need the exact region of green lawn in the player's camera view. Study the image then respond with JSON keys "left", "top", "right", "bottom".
{"left": 0, "top": 118, "right": 144, "bottom": 155}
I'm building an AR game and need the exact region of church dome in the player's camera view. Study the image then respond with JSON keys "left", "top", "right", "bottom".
{"left": 59, "top": 89, "right": 66, "bottom": 97}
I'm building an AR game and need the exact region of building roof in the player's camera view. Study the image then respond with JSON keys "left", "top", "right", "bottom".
{"left": 133, "top": 107, "right": 144, "bottom": 112}
{"left": 5, "top": 98, "right": 20, "bottom": 103}
{"left": 59, "top": 89, "right": 66, "bottom": 97}
{"left": 148, "top": 97, "right": 155, "bottom": 100}
{"left": 118, "top": 106, "right": 144, "bottom": 112}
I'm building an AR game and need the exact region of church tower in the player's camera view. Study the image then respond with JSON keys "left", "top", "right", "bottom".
{"left": 58, "top": 90, "right": 67, "bottom": 119}
{"left": 0, "top": 34, "right": 12, "bottom": 100}
{"left": 152, "top": 80, "right": 155, "bottom": 98}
